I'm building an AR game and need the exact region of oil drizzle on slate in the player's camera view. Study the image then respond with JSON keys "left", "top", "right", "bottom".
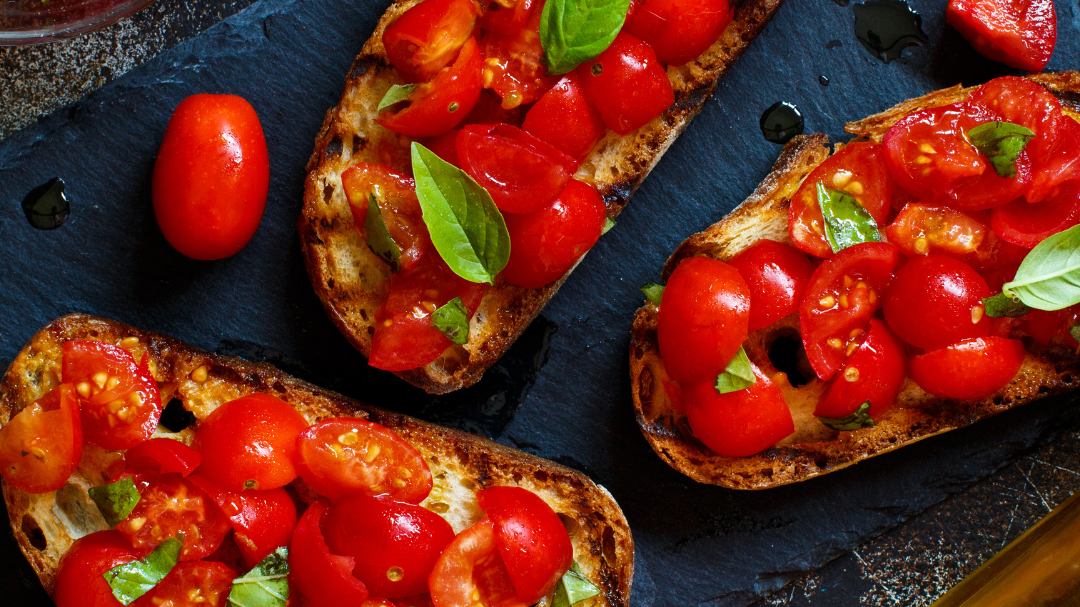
{"left": 852, "top": 0, "right": 929, "bottom": 63}
{"left": 22, "top": 177, "right": 70, "bottom": 230}
{"left": 760, "top": 102, "right": 804, "bottom": 144}
{"left": 819, "top": 75, "right": 830, "bottom": 86}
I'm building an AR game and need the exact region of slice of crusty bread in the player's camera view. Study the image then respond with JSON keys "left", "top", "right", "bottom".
{"left": 1, "top": 313, "right": 633, "bottom": 605}
{"left": 299, "top": 0, "right": 787, "bottom": 394}
{"left": 629, "top": 72, "right": 1080, "bottom": 491}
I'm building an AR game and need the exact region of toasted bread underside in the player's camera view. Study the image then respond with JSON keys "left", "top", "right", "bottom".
{"left": 1, "top": 314, "right": 633, "bottom": 605}
{"left": 629, "top": 72, "right": 1080, "bottom": 490}
{"left": 299, "top": 0, "right": 787, "bottom": 394}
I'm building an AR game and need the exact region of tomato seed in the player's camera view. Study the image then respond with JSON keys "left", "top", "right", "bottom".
{"left": 844, "top": 367, "right": 860, "bottom": 382}
{"left": 76, "top": 382, "right": 92, "bottom": 399}
{"left": 828, "top": 338, "right": 843, "bottom": 349}
{"left": 818, "top": 295, "right": 836, "bottom": 308}
{"left": 386, "top": 566, "right": 404, "bottom": 581}
{"left": 92, "top": 372, "right": 108, "bottom": 389}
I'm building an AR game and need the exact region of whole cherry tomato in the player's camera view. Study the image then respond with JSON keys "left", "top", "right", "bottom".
{"left": 683, "top": 362, "right": 794, "bottom": 457}
{"left": 479, "top": 1, "right": 557, "bottom": 109}
{"left": 115, "top": 471, "right": 232, "bottom": 561}
{"left": 153, "top": 94, "right": 269, "bottom": 260}
{"left": 522, "top": 73, "right": 607, "bottom": 161}
{"left": 885, "top": 203, "right": 988, "bottom": 258}
{"left": 815, "top": 319, "right": 906, "bottom": 421}
{"left": 728, "top": 240, "right": 815, "bottom": 332}
{"left": 909, "top": 337, "right": 1026, "bottom": 399}
{"left": 991, "top": 180, "right": 1080, "bottom": 249}
{"left": 383, "top": 0, "right": 479, "bottom": 83}
{"left": 946, "top": 0, "right": 1055, "bottom": 72}
{"left": 623, "top": 0, "right": 733, "bottom": 65}
{"left": 577, "top": 32, "right": 674, "bottom": 136}
{"left": 54, "top": 530, "right": 140, "bottom": 607}
{"left": 189, "top": 474, "right": 298, "bottom": 568}
{"left": 377, "top": 38, "right": 484, "bottom": 138}
{"left": 0, "top": 383, "right": 82, "bottom": 494}
{"left": 124, "top": 438, "right": 202, "bottom": 477}
{"left": 132, "top": 561, "right": 236, "bottom": 607}
{"left": 883, "top": 255, "right": 991, "bottom": 352}
{"left": 428, "top": 519, "right": 526, "bottom": 607}
{"left": 290, "top": 499, "right": 370, "bottom": 607}
{"left": 341, "top": 163, "right": 432, "bottom": 272}
{"left": 191, "top": 393, "right": 309, "bottom": 491}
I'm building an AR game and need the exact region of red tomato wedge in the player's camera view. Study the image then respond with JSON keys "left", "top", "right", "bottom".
{"left": 378, "top": 37, "right": 484, "bottom": 138}
{"left": 342, "top": 163, "right": 431, "bottom": 272}
{"left": 727, "top": 239, "right": 815, "bottom": 332}
{"left": 323, "top": 494, "right": 456, "bottom": 598}
{"left": 429, "top": 519, "right": 526, "bottom": 607}
{"left": 885, "top": 203, "right": 988, "bottom": 258}
{"left": 383, "top": 0, "right": 479, "bottom": 83}
{"left": 522, "top": 73, "right": 607, "bottom": 161}
{"left": 124, "top": 438, "right": 202, "bottom": 477}
{"left": 132, "top": 560, "right": 236, "bottom": 607}
{"left": 479, "top": 2, "right": 557, "bottom": 109}
{"left": 0, "top": 383, "right": 82, "bottom": 494}
{"left": 992, "top": 180, "right": 1080, "bottom": 249}
{"left": 189, "top": 474, "right": 298, "bottom": 568}
{"left": 577, "top": 32, "right": 674, "bottom": 136}
{"left": 115, "top": 472, "right": 231, "bottom": 561}
{"left": 1028, "top": 116, "right": 1080, "bottom": 203}
{"left": 684, "top": 362, "right": 794, "bottom": 457}
{"left": 624, "top": 0, "right": 733, "bottom": 65}
{"left": 967, "top": 76, "right": 1064, "bottom": 164}
{"left": 295, "top": 417, "right": 433, "bottom": 502}
{"left": 62, "top": 339, "right": 161, "bottom": 451}
{"left": 799, "top": 242, "right": 900, "bottom": 381}
{"left": 815, "top": 319, "right": 906, "bottom": 421}
{"left": 883, "top": 103, "right": 987, "bottom": 201}
{"left": 290, "top": 499, "right": 369, "bottom": 607}
{"left": 54, "top": 530, "right": 140, "bottom": 607}
{"left": 909, "top": 337, "right": 1026, "bottom": 399}
{"left": 481, "top": 0, "right": 535, "bottom": 34}
{"left": 946, "top": 0, "right": 1056, "bottom": 72}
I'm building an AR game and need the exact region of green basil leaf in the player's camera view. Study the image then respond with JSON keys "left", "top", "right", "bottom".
{"left": 602, "top": 216, "right": 616, "bottom": 235}
{"left": 411, "top": 142, "right": 511, "bottom": 284}
{"left": 227, "top": 547, "right": 290, "bottom": 607}
{"left": 540, "top": 0, "right": 632, "bottom": 75}
{"left": 431, "top": 296, "right": 470, "bottom": 345}
{"left": 377, "top": 84, "right": 417, "bottom": 112}
{"left": 88, "top": 477, "right": 140, "bottom": 526}
{"left": 966, "top": 121, "right": 1036, "bottom": 179}
{"left": 364, "top": 193, "right": 402, "bottom": 271}
{"left": 1071, "top": 323, "right": 1080, "bottom": 345}
{"left": 552, "top": 563, "right": 602, "bottom": 607}
{"left": 104, "top": 535, "right": 183, "bottom": 605}
{"left": 818, "top": 401, "right": 876, "bottom": 431}
{"left": 714, "top": 347, "right": 755, "bottom": 395}
{"left": 640, "top": 283, "right": 664, "bottom": 306}
{"left": 1002, "top": 224, "right": 1080, "bottom": 311}
{"left": 983, "top": 293, "right": 1031, "bottom": 318}
{"left": 817, "top": 183, "right": 881, "bottom": 253}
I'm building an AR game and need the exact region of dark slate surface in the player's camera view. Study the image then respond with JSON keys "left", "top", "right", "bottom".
{"left": 1, "top": 0, "right": 1079, "bottom": 605}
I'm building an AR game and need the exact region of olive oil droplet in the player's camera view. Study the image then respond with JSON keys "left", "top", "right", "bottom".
{"left": 852, "top": 0, "right": 928, "bottom": 63}
{"left": 760, "top": 102, "right": 804, "bottom": 145}
{"left": 819, "top": 75, "right": 830, "bottom": 86}
{"left": 22, "top": 177, "right": 70, "bottom": 230}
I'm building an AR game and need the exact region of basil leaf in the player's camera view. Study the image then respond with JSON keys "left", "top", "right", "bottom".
{"left": 104, "top": 536, "right": 183, "bottom": 605}
{"left": 817, "top": 183, "right": 881, "bottom": 253}
{"left": 640, "top": 283, "right": 664, "bottom": 306}
{"left": 1002, "top": 224, "right": 1080, "bottom": 311}
{"left": 89, "top": 477, "right": 140, "bottom": 526}
{"left": 818, "top": 401, "right": 876, "bottom": 431}
{"left": 377, "top": 84, "right": 416, "bottom": 111}
{"left": 227, "top": 547, "right": 290, "bottom": 607}
{"left": 602, "top": 216, "right": 616, "bottom": 235}
{"left": 715, "top": 347, "right": 755, "bottom": 395}
{"left": 983, "top": 293, "right": 1031, "bottom": 318}
{"left": 552, "top": 563, "right": 602, "bottom": 607}
{"left": 1071, "top": 323, "right": 1080, "bottom": 345}
{"left": 431, "top": 296, "right": 470, "bottom": 345}
{"left": 967, "top": 121, "right": 1035, "bottom": 179}
{"left": 411, "top": 142, "right": 511, "bottom": 284}
{"left": 365, "top": 194, "right": 402, "bottom": 271}
{"left": 540, "top": 0, "right": 632, "bottom": 75}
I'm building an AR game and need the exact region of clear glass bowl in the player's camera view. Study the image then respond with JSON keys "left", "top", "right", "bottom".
{"left": 0, "top": 0, "right": 155, "bottom": 45}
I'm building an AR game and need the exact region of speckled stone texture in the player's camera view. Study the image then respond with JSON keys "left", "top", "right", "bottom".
{"left": 2, "top": 0, "right": 1080, "bottom": 605}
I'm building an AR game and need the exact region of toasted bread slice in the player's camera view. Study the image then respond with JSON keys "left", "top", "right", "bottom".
{"left": 1, "top": 314, "right": 633, "bottom": 605}
{"left": 629, "top": 72, "right": 1080, "bottom": 490}
{"left": 299, "top": 0, "right": 787, "bottom": 394}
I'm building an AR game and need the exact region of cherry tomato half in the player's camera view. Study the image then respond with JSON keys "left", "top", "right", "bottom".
{"left": 967, "top": 76, "right": 1064, "bottom": 165}
{"left": 54, "top": 530, "right": 140, "bottom": 607}
{"left": 1028, "top": 116, "right": 1080, "bottom": 203}
{"left": 479, "top": 2, "right": 557, "bottom": 109}
{"left": 295, "top": 417, "right": 433, "bottom": 502}
{"left": 684, "top": 362, "right": 794, "bottom": 457}
{"left": 946, "top": 0, "right": 1056, "bottom": 72}
{"left": 883, "top": 103, "right": 986, "bottom": 202}
{"left": 429, "top": 519, "right": 526, "bottom": 607}
{"left": 290, "top": 499, "right": 370, "bottom": 607}
{"left": 991, "top": 180, "right": 1080, "bottom": 249}
{"left": 0, "top": 383, "right": 82, "bottom": 494}
{"left": 624, "top": 0, "right": 733, "bottom": 65}
{"left": 883, "top": 254, "right": 991, "bottom": 352}
{"left": 885, "top": 203, "right": 988, "bottom": 258}
{"left": 124, "top": 438, "right": 202, "bottom": 477}
{"left": 153, "top": 94, "right": 269, "bottom": 260}
{"left": 383, "top": 0, "right": 479, "bottom": 83}
{"left": 378, "top": 37, "right": 484, "bottom": 138}
{"left": 522, "top": 72, "right": 607, "bottom": 161}
{"left": 191, "top": 393, "right": 309, "bottom": 492}
{"left": 189, "top": 474, "right": 298, "bottom": 568}
{"left": 727, "top": 239, "right": 814, "bottom": 332}
{"left": 815, "top": 319, "right": 906, "bottom": 421}
{"left": 115, "top": 472, "right": 232, "bottom": 561}
{"left": 132, "top": 560, "right": 236, "bottom": 607}
{"left": 909, "top": 337, "right": 1026, "bottom": 400}
{"left": 342, "top": 163, "right": 432, "bottom": 272}
{"left": 577, "top": 32, "right": 674, "bottom": 136}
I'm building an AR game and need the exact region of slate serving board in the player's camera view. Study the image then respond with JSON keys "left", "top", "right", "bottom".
{"left": 2, "top": 0, "right": 1079, "bottom": 605}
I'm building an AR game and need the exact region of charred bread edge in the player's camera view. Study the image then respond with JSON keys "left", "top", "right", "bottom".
{"left": 1, "top": 313, "right": 634, "bottom": 604}
{"left": 629, "top": 71, "right": 1080, "bottom": 491}
{"left": 299, "top": 0, "right": 787, "bottom": 394}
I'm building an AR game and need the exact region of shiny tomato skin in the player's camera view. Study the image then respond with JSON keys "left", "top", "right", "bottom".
{"left": 125, "top": 438, "right": 202, "bottom": 478}
{"left": 383, "top": 0, "right": 479, "bottom": 83}
{"left": 481, "top": 0, "right": 534, "bottom": 34}
{"left": 624, "top": 0, "right": 732, "bottom": 65}
{"left": 291, "top": 499, "right": 370, "bottom": 607}
{"left": 577, "top": 32, "right": 674, "bottom": 136}
{"left": 477, "top": 486, "right": 573, "bottom": 604}
{"left": 946, "top": 0, "right": 1055, "bottom": 72}
{"left": 54, "top": 530, "right": 140, "bottom": 607}
{"left": 115, "top": 472, "right": 231, "bottom": 561}
{"left": 522, "top": 73, "right": 607, "bottom": 161}
{"left": 131, "top": 560, "right": 236, "bottom": 607}
{"left": 457, "top": 123, "right": 579, "bottom": 214}
{"left": 884, "top": 103, "right": 986, "bottom": 201}
{"left": 991, "top": 180, "right": 1080, "bottom": 249}
{"left": 369, "top": 253, "right": 487, "bottom": 371}
{"left": 153, "top": 94, "right": 268, "bottom": 260}
{"left": 684, "top": 362, "right": 794, "bottom": 457}
{"left": 1019, "top": 304, "right": 1080, "bottom": 346}
{"left": 191, "top": 393, "right": 309, "bottom": 492}
{"left": 421, "top": 129, "right": 462, "bottom": 167}
{"left": 479, "top": 3, "right": 557, "bottom": 109}
{"left": 500, "top": 179, "right": 606, "bottom": 288}
{"left": 815, "top": 319, "right": 906, "bottom": 421}
{"left": 658, "top": 256, "right": 751, "bottom": 385}
{"left": 323, "top": 494, "right": 456, "bottom": 598}
{"left": 296, "top": 417, "right": 432, "bottom": 502}
{"left": 341, "top": 163, "right": 431, "bottom": 272}
{"left": 883, "top": 255, "right": 991, "bottom": 352}
{"left": 62, "top": 339, "right": 162, "bottom": 451}
{"left": 1028, "top": 117, "right": 1080, "bottom": 203}
{"left": 429, "top": 519, "right": 526, "bottom": 607}
{"left": 378, "top": 37, "right": 484, "bottom": 138}
{"left": 188, "top": 474, "right": 298, "bottom": 568}
{"left": 0, "top": 383, "right": 82, "bottom": 494}
{"left": 799, "top": 242, "right": 901, "bottom": 381}
{"left": 727, "top": 239, "right": 815, "bottom": 332}
{"left": 909, "top": 337, "right": 1026, "bottom": 399}
{"left": 885, "top": 203, "right": 988, "bottom": 258}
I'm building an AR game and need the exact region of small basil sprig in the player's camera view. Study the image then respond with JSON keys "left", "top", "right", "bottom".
{"left": 89, "top": 477, "right": 140, "bottom": 526}
{"left": 552, "top": 562, "right": 602, "bottom": 607}
{"left": 817, "top": 184, "right": 881, "bottom": 253}
{"left": 1002, "top": 223, "right": 1080, "bottom": 311}
{"left": 715, "top": 347, "right": 755, "bottom": 395}
{"left": 602, "top": 216, "right": 616, "bottom": 235}
{"left": 983, "top": 293, "right": 1031, "bottom": 318}
{"left": 967, "top": 121, "right": 1035, "bottom": 178}
{"left": 227, "top": 547, "right": 290, "bottom": 607}
{"left": 431, "top": 297, "right": 470, "bottom": 344}
{"left": 412, "top": 142, "right": 511, "bottom": 284}
{"left": 819, "top": 401, "right": 876, "bottom": 431}
{"left": 378, "top": 84, "right": 417, "bottom": 111}
{"left": 540, "top": 0, "right": 632, "bottom": 75}
{"left": 640, "top": 283, "right": 664, "bottom": 306}
{"left": 104, "top": 536, "right": 183, "bottom": 605}
{"left": 364, "top": 194, "right": 402, "bottom": 270}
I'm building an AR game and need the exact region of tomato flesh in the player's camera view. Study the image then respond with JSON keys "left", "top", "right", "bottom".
{"left": 727, "top": 239, "right": 814, "bottom": 332}
{"left": 522, "top": 73, "right": 607, "bottom": 161}
{"left": 883, "top": 103, "right": 987, "bottom": 201}
{"left": 189, "top": 474, "right": 298, "bottom": 568}
{"left": 342, "top": 163, "right": 431, "bottom": 272}
{"left": 115, "top": 472, "right": 232, "bottom": 561}
{"left": 132, "top": 560, "right": 236, "bottom": 607}
{"left": 0, "top": 383, "right": 82, "bottom": 494}
{"left": 684, "top": 362, "right": 794, "bottom": 457}
{"left": 124, "top": 438, "right": 202, "bottom": 478}
{"left": 378, "top": 37, "right": 484, "bottom": 138}
{"left": 967, "top": 76, "right": 1064, "bottom": 167}
{"left": 624, "top": 0, "right": 732, "bottom": 65}
{"left": 885, "top": 203, "right": 988, "bottom": 258}
{"left": 815, "top": 319, "right": 906, "bottom": 421}
{"left": 290, "top": 499, "right": 370, "bottom": 607}
{"left": 946, "top": 0, "right": 1055, "bottom": 72}
{"left": 991, "top": 180, "right": 1080, "bottom": 249}
{"left": 54, "top": 530, "right": 140, "bottom": 607}
{"left": 883, "top": 254, "right": 991, "bottom": 352}
{"left": 479, "top": 2, "right": 557, "bottom": 109}
{"left": 909, "top": 337, "right": 1026, "bottom": 399}
{"left": 429, "top": 519, "right": 526, "bottom": 607}
{"left": 383, "top": 0, "right": 479, "bottom": 83}
{"left": 1028, "top": 116, "right": 1080, "bottom": 203}
{"left": 577, "top": 32, "right": 674, "bottom": 136}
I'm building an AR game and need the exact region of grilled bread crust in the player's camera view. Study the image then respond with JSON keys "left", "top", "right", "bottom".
{"left": 629, "top": 72, "right": 1080, "bottom": 490}
{"left": 1, "top": 314, "right": 633, "bottom": 605}
{"left": 299, "top": 0, "right": 787, "bottom": 394}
